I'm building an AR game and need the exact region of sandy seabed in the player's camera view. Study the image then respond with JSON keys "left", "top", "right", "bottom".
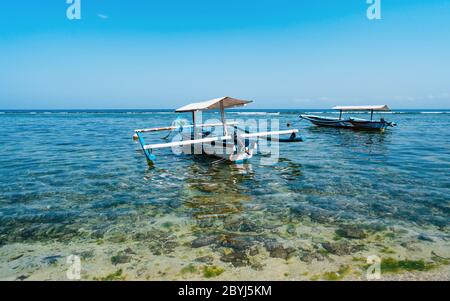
{"left": 1, "top": 215, "right": 449, "bottom": 281}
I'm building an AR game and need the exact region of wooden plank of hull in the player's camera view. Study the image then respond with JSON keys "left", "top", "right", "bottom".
{"left": 348, "top": 120, "right": 388, "bottom": 130}
{"left": 310, "top": 120, "right": 353, "bottom": 128}
{"left": 300, "top": 115, "right": 353, "bottom": 128}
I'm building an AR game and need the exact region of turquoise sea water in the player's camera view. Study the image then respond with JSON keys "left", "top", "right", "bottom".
{"left": 0, "top": 109, "right": 449, "bottom": 280}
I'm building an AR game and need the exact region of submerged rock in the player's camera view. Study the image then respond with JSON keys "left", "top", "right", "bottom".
{"left": 149, "top": 239, "right": 179, "bottom": 255}
{"left": 249, "top": 246, "right": 259, "bottom": 256}
{"left": 322, "top": 241, "right": 361, "bottom": 256}
{"left": 133, "top": 228, "right": 179, "bottom": 255}
{"left": 290, "top": 205, "right": 335, "bottom": 224}
{"left": 418, "top": 234, "right": 434, "bottom": 242}
{"left": 197, "top": 219, "right": 216, "bottom": 228}
{"left": 132, "top": 228, "right": 172, "bottom": 242}
{"left": 42, "top": 255, "right": 62, "bottom": 265}
{"left": 16, "top": 275, "right": 29, "bottom": 281}
{"left": 286, "top": 225, "right": 297, "bottom": 235}
{"left": 400, "top": 242, "right": 422, "bottom": 252}
{"left": 299, "top": 250, "right": 325, "bottom": 263}
{"left": 107, "top": 233, "right": 127, "bottom": 243}
{"left": 90, "top": 228, "right": 107, "bottom": 239}
{"left": 250, "top": 261, "right": 264, "bottom": 271}
{"left": 239, "top": 221, "right": 259, "bottom": 232}
{"left": 111, "top": 254, "right": 131, "bottom": 265}
{"left": 263, "top": 240, "right": 283, "bottom": 252}
{"left": 269, "top": 246, "right": 296, "bottom": 260}
{"left": 220, "top": 251, "right": 249, "bottom": 267}
{"left": 191, "top": 236, "right": 216, "bottom": 248}
{"left": 223, "top": 216, "right": 241, "bottom": 231}
{"left": 223, "top": 215, "right": 260, "bottom": 233}
{"left": 132, "top": 232, "right": 152, "bottom": 241}
{"left": 9, "top": 254, "right": 24, "bottom": 262}
{"left": 195, "top": 256, "right": 214, "bottom": 265}
{"left": 290, "top": 204, "right": 307, "bottom": 216}
{"left": 310, "top": 211, "right": 334, "bottom": 224}
{"left": 12, "top": 224, "right": 80, "bottom": 243}
{"left": 335, "top": 225, "right": 367, "bottom": 239}
{"left": 77, "top": 250, "right": 95, "bottom": 260}
{"left": 263, "top": 239, "right": 296, "bottom": 260}
{"left": 124, "top": 247, "right": 136, "bottom": 255}
{"left": 167, "top": 199, "right": 181, "bottom": 209}
{"left": 164, "top": 241, "right": 179, "bottom": 251}
{"left": 364, "top": 223, "right": 387, "bottom": 232}
{"left": 220, "top": 235, "right": 254, "bottom": 251}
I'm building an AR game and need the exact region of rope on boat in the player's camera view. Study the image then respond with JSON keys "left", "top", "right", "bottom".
{"left": 161, "top": 119, "right": 188, "bottom": 140}
{"left": 211, "top": 158, "right": 226, "bottom": 165}
{"left": 298, "top": 115, "right": 308, "bottom": 123}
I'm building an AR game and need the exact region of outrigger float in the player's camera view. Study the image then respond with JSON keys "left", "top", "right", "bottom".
{"left": 300, "top": 105, "right": 397, "bottom": 131}
{"left": 134, "top": 97, "right": 302, "bottom": 165}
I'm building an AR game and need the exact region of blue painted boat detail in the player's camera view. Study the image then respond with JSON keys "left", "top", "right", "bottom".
{"left": 136, "top": 132, "right": 156, "bottom": 163}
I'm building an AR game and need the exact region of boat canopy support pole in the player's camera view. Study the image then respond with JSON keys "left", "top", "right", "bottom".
{"left": 192, "top": 110, "right": 198, "bottom": 137}
{"left": 192, "top": 111, "right": 197, "bottom": 128}
{"left": 339, "top": 110, "right": 342, "bottom": 120}
{"left": 220, "top": 100, "right": 228, "bottom": 136}
{"left": 370, "top": 109, "right": 374, "bottom": 120}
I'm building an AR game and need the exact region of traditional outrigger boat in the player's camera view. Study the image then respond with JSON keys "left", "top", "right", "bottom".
{"left": 134, "top": 97, "right": 302, "bottom": 165}
{"left": 300, "top": 105, "right": 396, "bottom": 131}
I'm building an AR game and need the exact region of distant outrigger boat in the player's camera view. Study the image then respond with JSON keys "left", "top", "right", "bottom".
{"left": 300, "top": 105, "right": 396, "bottom": 131}
{"left": 134, "top": 97, "right": 302, "bottom": 165}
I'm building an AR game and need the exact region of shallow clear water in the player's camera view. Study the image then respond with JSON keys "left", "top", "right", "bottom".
{"left": 0, "top": 110, "right": 449, "bottom": 280}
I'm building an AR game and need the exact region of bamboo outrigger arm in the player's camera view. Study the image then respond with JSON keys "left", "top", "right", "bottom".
{"left": 135, "top": 122, "right": 239, "bottom": 133}
{"left": 240, "top": 129, "right": 298, "bottom": 138}
{"left": 143, "top": 135, "right": 232, "bottom": 150}
{"left": 234, "top": 126, "right": 303, "bottom": 142}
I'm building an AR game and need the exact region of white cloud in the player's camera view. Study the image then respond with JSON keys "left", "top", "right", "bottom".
{"left": 97, "top": 14, "right": 109, "bottom": 19}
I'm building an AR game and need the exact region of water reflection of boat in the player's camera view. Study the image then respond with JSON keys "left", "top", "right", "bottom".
{"left": 183, "top": 160, "right": 255, "bottom": 220}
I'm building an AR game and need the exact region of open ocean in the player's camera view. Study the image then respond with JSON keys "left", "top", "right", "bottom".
{"left": 0, "top": 109, "right": 449, "bottom": 280}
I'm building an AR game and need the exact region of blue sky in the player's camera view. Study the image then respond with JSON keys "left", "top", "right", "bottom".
{"left": 0, "top": 0, "right": 449, "bottom": 109}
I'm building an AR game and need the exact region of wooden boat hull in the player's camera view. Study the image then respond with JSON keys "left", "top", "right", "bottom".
{"left": 300, "top": 115, "right": 353, "bottom": 128}
{"left": 182, "top": 131, "right": 255, "bottom": 163}
{"left": 348, "top": 120, "right": 390, "bottom": 130}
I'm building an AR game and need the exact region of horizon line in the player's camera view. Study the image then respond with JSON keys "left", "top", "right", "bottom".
{"left": 2, "top": 108, "right": 450, "bottom": 111}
